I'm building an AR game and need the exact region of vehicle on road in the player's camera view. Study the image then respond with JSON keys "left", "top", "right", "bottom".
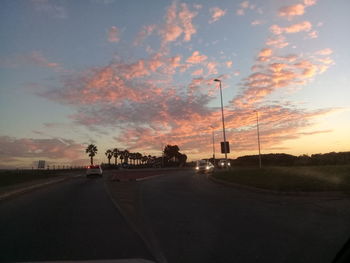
{"left": 86, "top": 165, "right": 103, "bottom": 177}
{"left": 219, "top": 159, "right": 231, "bottom": 168}
{"left": 120, "top": 162, "right": 130, "bottom": 169}
{"left": 195, "top": 159, "right": 215, "bottom": 173}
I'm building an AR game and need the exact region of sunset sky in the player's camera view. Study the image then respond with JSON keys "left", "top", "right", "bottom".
{"left": 0, "top": 0, "right": 349, "bottom": 168}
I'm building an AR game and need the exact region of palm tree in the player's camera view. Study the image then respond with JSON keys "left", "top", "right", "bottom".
{"left": 123, "top": 150, "right": 130, "bottom": 164}
{"left": 142, "top": 155, "right": 148, "bottom": 164}
{"left": 112, "top": 148, "right": 119, "bottom": 165}
{"left": 131, "top": 152, "right": 138, "bottom": 165}
{"left": 136, "top": 152, "right": 142, "bottom": 165}
{"left": 86, "top": 144, "right": 98, "bottom": 165}
{"left": 105, "top": 149, "right": 113, "bottom": 165}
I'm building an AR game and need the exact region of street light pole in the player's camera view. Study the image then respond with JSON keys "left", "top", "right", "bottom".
{"left": 255, "top": 111, "right": 262, "bottom": 168}
{"left": 214, "top": 79, "right": 228, "bottom": 166}
{"left": 212, "top": 128, "right": 215, "bottom": 161}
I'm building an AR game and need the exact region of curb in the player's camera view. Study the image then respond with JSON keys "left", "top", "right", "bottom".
{"left": 209, "top": 175, "right": 350, "bottom": 198}
{"left": 0, "top": 175, "right": 78, "bottom": 201}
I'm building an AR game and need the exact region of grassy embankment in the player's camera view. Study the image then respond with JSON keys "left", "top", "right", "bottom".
{"left": 0, "top": 169, "right": 83, "bottom": 188}
{"left": 213, "top": 165, "right": 350, "bottom": 192}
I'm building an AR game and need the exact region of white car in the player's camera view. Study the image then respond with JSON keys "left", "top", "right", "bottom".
{"left": 86, "top": 165, "right": 103, "bottom": 177}
{"left": 195, "top": 160, "right": 215, "bottom": 173}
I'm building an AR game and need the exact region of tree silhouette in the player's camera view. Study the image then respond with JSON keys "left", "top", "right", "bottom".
{"left": 164, "top": 145, "right": 180, "bottom": 161}
{"left": 105, "top": 149, "right": 113, "bottom": 165}
{"left": 86, "top": 144, "right": 98, "bottom": 165}
{"left": 112, "top": 148, "right": 119, "bottom": 165}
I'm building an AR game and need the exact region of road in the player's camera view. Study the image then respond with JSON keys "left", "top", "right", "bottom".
{"left": 0, "top": 175, "right": 154, "bottom": 262}
{"left": 138, "top": 170, "right": 350, "bottom": 263}
{"left": 1, "top": 169, "right": 350, "bottom": 263}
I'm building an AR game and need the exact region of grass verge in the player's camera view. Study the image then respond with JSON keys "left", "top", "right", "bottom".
{"left": 213, "top": 165, "right": 350, "bottom": 192}
{"left": 0, "top": 169, "right": 82, "bottom": 188}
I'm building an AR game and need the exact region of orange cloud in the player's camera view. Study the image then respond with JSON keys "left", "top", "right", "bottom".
{"left": 209, "top": 7, "right": 227, "bottom": 23}
{"left": 278, "top": 4, "right": 305, "bottom": 18}
{"left": 207, "top": 62, "right": 218, "bottom": 75}
{"left": 160, "top": 2, "right": 198, "bottom": 45}
{"left": 315, "top": 48, "right": 333, "bottom": 56}
{"left": 191, "top": 68, "right": 204, "bottom": 76}
{"left": 226, "top": 61, "right": 233, "bottom": 68}
{"left": 270, "top": 21, "right": 312, "bottom": 35}
{"left": 308, "top": 30, "right": 318, "bottom": 39}
{"left": 265, "top": 35, "right": 289, "bottom": 48}
{"left": 258, "top": 48, "right": 273, "bottom": 57}
{"left": 304, "top": 0, "right": 317, "bottom": 6}
{"left": 186, "top": 51, "right": 208, "bottom": 64}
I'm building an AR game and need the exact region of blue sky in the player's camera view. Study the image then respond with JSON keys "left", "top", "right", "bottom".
{"left": 0, "top": 0, "right": 349, "bottom": 168}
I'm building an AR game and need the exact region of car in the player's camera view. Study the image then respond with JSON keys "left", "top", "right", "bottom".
{"left": 219, "top": 159, "right": 231, "bottom": 168}
{"left": 195, "top": 160, "right": 215, "bottom": 173}
{"left": 86, "top": 165, "right": 103, "bottom": 177}
{"left": 120, "top": 162, "right": 130, "bottom": 169}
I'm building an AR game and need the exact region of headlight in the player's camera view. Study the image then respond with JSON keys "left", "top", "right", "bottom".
{"left": 195, "top": 167, "right": 199, "bottom": 170}
{"left": 206, "top": 166, "right": 210, "bottom": 170}
{"left": 228, "top": 163, "right": 231, "bottom": 166}
{"left": 220, "top": 162, "right": 224, "bottom": 166}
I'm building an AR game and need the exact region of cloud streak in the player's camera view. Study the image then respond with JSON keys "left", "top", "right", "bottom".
{"left": 209, "top": 7, "right": 227, "bottom": 23}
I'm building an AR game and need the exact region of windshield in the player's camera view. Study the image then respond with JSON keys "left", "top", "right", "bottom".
{"left": 1, "top": 1, "right": 350, "bottom": 263}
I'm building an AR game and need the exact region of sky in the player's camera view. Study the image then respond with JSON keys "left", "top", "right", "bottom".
{"left": 0, "top": 0, "right": 349, "bottom": 168}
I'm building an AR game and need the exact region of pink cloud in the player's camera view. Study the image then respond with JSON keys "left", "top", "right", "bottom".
{"left": 226, "top": 61, "right": 233, "bottom": 68}
{"left": 270, "top": 21, "right": 312, "bottom": 35}
{"left": 0, "top": 51, "right": 62, "bottom": 71}
{"left": 258, "top": 48, "right": 273, "bottom": 57}
{"left": 308, "top": 30, "right": 318, "bottom": 39}
{"left": 160, "top": 2, "right": 198, "bottom": 45}
{"left": 304, "top": 0, "right": 317, "bottom": 6}
{"left": 133, "top": 24, "right": 156, "bottom": 46}
{"left": 186, "top": 51, "right": 208, "bottom": 64}
{"left": 265, "top": 35, "right": 289, "bottom": 48}
{"left": 108, "top": 26, "right": 120, "bottom": 43}
{"left": 236, "top": 9, "right": 244, "bottom": 16}
{"left": 209, "top": 7, "right": 227, "bottom": 23}
{"left": 191, "top": 68, "right": 204, "bottom": 76}
{"left": 240, "top": 1, "right": 250, "bottom": 9}
{"left": 207, "top": 62, "right": 218, "bottom": 75}
{"left": 278, "top": 4, "right": 305, "bottom": 18}
{"left": 0, "top": 136, "right": 84, "bottom": 161}
{"left": 34, "top": 0, "right": 336, "bottom": 157}
{"left": 315, "top": 48, "right": 333, "bottom": 56}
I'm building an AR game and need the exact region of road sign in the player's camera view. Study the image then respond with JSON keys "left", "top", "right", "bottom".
{"left": 220, "top": 141, "right": 230, "bottom": 154}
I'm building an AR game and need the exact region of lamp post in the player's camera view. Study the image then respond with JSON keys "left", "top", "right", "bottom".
{"left": 255, "top": 110, "right": 262, "bottom": 168}
{"left": 210, "top": 126, "right": 216, "bottom": 163}
{"left": 214, "top": 79, "right": 228, "bottom": 166}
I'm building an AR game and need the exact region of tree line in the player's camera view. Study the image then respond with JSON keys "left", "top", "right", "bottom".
{"left": 231, "top": 151, "right": 350, "bottom": 167}
{"left": 85, "top": 144, "right": 187, "bottom": 167}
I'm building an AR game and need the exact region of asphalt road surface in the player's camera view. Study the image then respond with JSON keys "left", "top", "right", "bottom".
{"left": 139, "top": 170, "right": 350, "bottom": 263}
{"left": 0, "top": 175, "right": 154, "bottom": 262}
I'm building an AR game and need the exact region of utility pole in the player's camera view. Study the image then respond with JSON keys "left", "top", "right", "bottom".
{"left": 256, "top": 111, "right": 262, "bottom": 168}
{"left": 212, "top": 128, "right": 215, "bottom": 161}
{"left": 214, "top": 79, "right": 228, "bottom": 167}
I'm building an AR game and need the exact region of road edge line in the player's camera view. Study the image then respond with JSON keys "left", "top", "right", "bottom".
{"left": 103, "top": 179, "right": 168, "bottom": 263}
{"left": 0, "top": 176, "right": 74, "bottom": 201}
